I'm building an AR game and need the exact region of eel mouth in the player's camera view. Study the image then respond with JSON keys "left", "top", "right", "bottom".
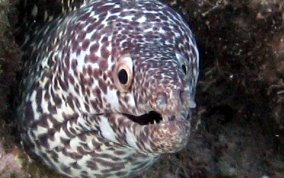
{"left": 92, "top": 110, "right": 192, "bottom": 153}
{"left": 123, "top": 111, "right": 163, "bottom": 125}
{"left": 123, "top": 110, "right": 189, "bottom": 126}
{"left": 120, "top": 110, "right": 191, "bottom": 153}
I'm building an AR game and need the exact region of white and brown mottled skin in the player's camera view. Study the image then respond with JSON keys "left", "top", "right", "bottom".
{"left": 17, "top": 0, "right": 199, "bottom": 177}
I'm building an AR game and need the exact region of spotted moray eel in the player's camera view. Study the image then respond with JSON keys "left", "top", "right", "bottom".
{"left": 16, "top": 0, "right": 199, "bottom": 177}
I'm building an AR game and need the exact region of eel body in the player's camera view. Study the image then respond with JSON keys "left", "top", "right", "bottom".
{"left": 16, "top": 0, "right": 199, "bottom": 177}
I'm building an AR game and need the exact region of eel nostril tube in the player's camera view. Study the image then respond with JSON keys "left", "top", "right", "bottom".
{"left": 179, "top": 90, "right": 187, "bottom": 105}
{"left": 180, "top": 90, "right": 196, "bottom": 108}
{"left": 156, "top": 93, "right": 168, "bottom": 110}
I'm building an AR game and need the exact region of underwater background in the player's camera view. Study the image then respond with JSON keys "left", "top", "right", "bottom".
{"left": 0, "top": 0, "right": 283, "bottom": 177}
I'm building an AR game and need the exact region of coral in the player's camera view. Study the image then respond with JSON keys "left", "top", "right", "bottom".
{"left": 0, "top": 143, "right": 25, "bottom": 178}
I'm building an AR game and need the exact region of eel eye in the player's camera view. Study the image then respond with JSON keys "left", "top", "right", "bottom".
{"left": 181, "top": 64, "right": 187, "bottom": 74}
{"left": 113, "top": 53, "right": 133, "bottom": 92}
{"left": 118, "top": 68, "right": 128, "bottom": 84}
{"left": 176, "top": 52, "right": 189, "bottom": 75}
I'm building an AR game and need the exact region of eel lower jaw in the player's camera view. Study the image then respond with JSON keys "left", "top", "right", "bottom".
{"left": 121, "top": 110, "right": 191, "bottom": 154}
